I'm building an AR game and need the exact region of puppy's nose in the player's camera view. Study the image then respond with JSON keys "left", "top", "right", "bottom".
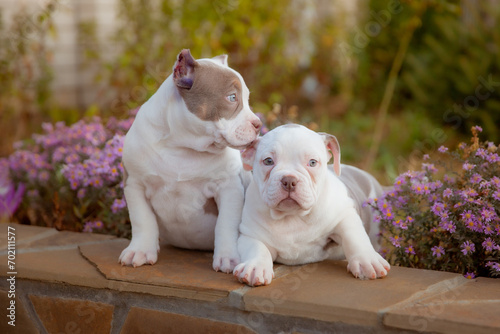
{"left": 251, "top": 118, "right": 262, "bottom": 132}
{"left": 281, "top": 176, "right": 298, "bottom": 192}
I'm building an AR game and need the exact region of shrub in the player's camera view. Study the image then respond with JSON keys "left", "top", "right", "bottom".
{"left": 0, "top": 113, "right": 135, "bottom": 237}
{"left": 368, "top": 126, "right": 500, "bottom": 278}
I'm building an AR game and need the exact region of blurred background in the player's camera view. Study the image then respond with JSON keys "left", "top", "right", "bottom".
{"left": 1, "top": 0, "right": 499, "bottom": 183}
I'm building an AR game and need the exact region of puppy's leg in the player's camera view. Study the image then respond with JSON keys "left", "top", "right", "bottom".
{"left": 119, "top": 182, "right": 159, "bottom": 267}
{"left": 332, "top": 209, "right": 390, "bottom": 280}
{"left": 212, "top": 182, "right": 243, "bottom": 273}
{"left": 233, "top": 235, "right": 275, "bottom": 286}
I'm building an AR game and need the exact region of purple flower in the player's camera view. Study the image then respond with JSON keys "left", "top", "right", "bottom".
{"left": 422, "top": 163, "right": 438, "bottom": 174}
{"left": 472, "top": 125, "right": 483, "bottom": 132}
{"left": 423, "top": 154, "right": 430, "bottom": 161}
{"left": 412, "top": 183, "right": 430, "bottom": 195}
{"left": 475, "top": 148, "right": 488, "bottom": 159}
{"left": 482, "top": 237, "right": 497, "bottom": 252}
{"left": 392, "top": 219, "right": 408, "bottom": 230}
{"left": 464, "top": 272, "right": 476, "bottom": 279}
{"left": 431, "top": 202, "right": 445, "bottom": 216}
{"left": 440, "top": 221, "right": 456, "bottom": 233}
{"left": 83, "top": 220, "right": 104, "bottom": 233}
{"left": 111, "top": 198, "right": 127, "bottom": 213}
{"left": 493, "top": 190, "right": 500, "bottom": 201}
{"left": 443, "top": 188, "right": 453, "bottom": 198}
{"left": 486, "top": 262, "right": 500, "bottom": 272}
{"left": 390, "top": 235, "right": 402, "bottom": 248}
{"left": 431, "top": 245, "right": 445, "bottom": 258}
{"left": 462, "top": 163, "right": 475, "bottom": 171}
{"left": 470, "top": 174, "right": 482, "bottom": 184}
{"left": 480, "top": 207, "right": 496, "bottom": 223}
{"left": 405, "top": 245, "right": 416, "bottom": 255}
{"left": 438, "top": 146, "right": 448, "bottom": 153}
{"left": 461, "top": 241, "right": 475, "bottom": 255}
{"left": 491, "top": 176, "right": 500, "bottom": 189}
{"left": 486, "top": 153, "right": 499, "bottom": 163}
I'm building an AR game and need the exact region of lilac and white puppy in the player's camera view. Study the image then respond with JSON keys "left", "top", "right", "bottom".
{"left": 119, "top": 49, "right": 262, "bottom": 273}
{"left": 234, "top": 124, "right": 390, "bottom": 286}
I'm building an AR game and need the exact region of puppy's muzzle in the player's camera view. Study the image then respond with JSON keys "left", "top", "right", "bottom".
{"left": 281, "top": 175, "right": 299, "bottom": 192}
{"left": 251, "top": 118, "right": 262, "bottom": 133}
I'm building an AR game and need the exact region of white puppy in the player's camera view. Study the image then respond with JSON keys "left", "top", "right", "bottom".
{"left": 119, "top": 49, "right": 262, "bottom": 273}
{"left": 234, "top": 124, "right": 390, "bottom": 286}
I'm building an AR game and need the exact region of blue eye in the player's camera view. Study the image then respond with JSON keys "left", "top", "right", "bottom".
{"left": 263, "top": 157, "right": 274, "bottom": 166}
{"left": 227, "top": 94, "right": 237, "bottom": 102}
{"left": 308, "top": 159, "right": 318, "bottom": 167}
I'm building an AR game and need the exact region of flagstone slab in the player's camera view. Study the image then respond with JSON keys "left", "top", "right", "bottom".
{"left": 79, "top": 239, "right": 296, "bottom": 300}
{"left": 0, "top": 223, "right": 58, "bottom": 251}
{"left": 0, "top": 247, "right": 110, "bottom": 289}
{"left": 384, "top": 277, "right": 500, "bottom": 334}
{"left": 242, "top": 260, "right": 465, "bottom": 327}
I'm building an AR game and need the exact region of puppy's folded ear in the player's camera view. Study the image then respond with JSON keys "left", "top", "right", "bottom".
{"left": 320, "top": 133, "right": 341, "bottom": 176}
{"left": 241, "top": 138, "right": 261, "bottom": 171}
{"left": 173, "top": 49, "right": 198, "bottom": 89}
{"left": 212, "top": 54, "right": 228, "bottom": 67}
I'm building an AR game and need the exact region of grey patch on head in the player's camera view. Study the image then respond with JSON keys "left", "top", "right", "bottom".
{"left": 177, "top": 62, "right": 243, "bottom": 121}
{"left": 336, "top": 165, "right": 384, "bottom": 233}
{"left": 203, "top": 197, "right": 219, "bottom": 216}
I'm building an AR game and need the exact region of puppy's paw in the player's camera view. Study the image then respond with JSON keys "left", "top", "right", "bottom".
{"left": 347, "top": 252, "right": 390, "bottom": 280}
{"left": 119, "top": 244, "right": 159, "bottom": 267}
{"left": 233, "top": 261, "right": 274, "bottom": 287}
{"left": 213, "top": 251, "right": 240, "bottom": 273}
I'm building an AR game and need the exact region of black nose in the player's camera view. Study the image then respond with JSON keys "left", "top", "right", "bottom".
{"left": 281, "top": 176, "right": 298, "bottom": 192}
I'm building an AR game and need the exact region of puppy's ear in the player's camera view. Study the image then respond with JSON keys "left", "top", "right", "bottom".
{"left": 212, "top": 54, "right": 228, "bottom": 67}
{"left": 173, "top": 49, "right": 198, "bottom": 89}
{"left": 320, "top": 133, "right": 341, "bottom": 176}
{"left": 241, "top": 138, "right": 261, "bottom": 171}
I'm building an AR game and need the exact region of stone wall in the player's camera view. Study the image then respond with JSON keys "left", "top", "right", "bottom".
{"left": 0, "top": 224, "right": 499, "bottom": 334}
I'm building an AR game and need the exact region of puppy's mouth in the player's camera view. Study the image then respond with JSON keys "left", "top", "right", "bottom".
{"left": 277, "top": 196, "right": 301, "bottom": 210}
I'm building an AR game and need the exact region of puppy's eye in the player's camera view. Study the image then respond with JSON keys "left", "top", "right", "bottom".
{"left": 308, "top": 159, "right": 318, "bottom": 167}
{"left": 263, "top": 157, "right": 274, "bottom": 166}
{"left": 226, "top": 94, "right": 237, "bottom": 102}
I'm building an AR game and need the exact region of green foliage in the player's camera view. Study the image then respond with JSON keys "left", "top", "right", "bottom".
{"left": 87, "top": 0, "right": 344, "bottom": 119}
{"left": 0, "top": 2, "right": 57, "bottom": 156}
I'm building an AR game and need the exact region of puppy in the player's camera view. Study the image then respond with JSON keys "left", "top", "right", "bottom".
{"left": 119, "top": 49, "right": 262, "bottom": 273}
{"left": 234, "top": 124, "right": 390, "bottom": 286}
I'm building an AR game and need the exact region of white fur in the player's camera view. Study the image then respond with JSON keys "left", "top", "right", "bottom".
{"left": 234, "top": 125, "right": 390, "bottom": 286}
{"left": 119, "top": 55, "right": 260, "bottom": 273}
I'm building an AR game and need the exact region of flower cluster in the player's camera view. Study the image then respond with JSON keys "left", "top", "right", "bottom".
{"left": 0, "top": 113, "right": 135, "bottom": 236}
{"left": 368, "top": 126, "right": 500, "bottom": 278}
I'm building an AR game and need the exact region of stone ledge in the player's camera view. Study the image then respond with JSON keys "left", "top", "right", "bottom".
{"left": 0, "top": 223, "right": 499, "bottom": 334}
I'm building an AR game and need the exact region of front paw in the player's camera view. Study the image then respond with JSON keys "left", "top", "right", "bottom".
{"left": 347, "top": 252, "right": 390, "bottom": 280}
{"left": 233, "top": 260, "right": 274, "bottom": 287}
{"left": 213, "top": 251, "right": 240, "bottom": 273}
{"left": 119, "top": 242, "right": 159, "bottom": 267}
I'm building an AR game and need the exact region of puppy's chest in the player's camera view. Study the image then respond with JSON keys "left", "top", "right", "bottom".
{"left": 143, "top": 174, "right": 214, "bottom": 215}
{"left": 267, "top": 220, "right": 338, "bottom": 264}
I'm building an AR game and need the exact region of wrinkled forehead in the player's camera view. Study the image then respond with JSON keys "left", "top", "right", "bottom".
{"left": 259, "top": 126, "right": 326, "bottom": 158}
